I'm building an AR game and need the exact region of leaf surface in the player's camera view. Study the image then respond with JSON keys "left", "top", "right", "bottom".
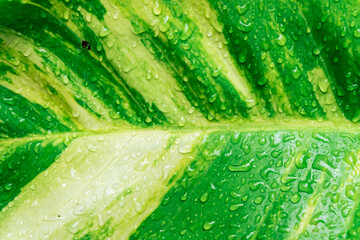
{"left": 1, "top": 0, "right": 360, "bottom": 239}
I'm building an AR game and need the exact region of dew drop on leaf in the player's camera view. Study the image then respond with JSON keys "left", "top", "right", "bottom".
{"left": 200, "top": 192, "right": 209, "bottom": 203}
{"left": 345, "top": 185, "right": 356, "bottom": 200}
{"left": 203, "top": 221, "right": 215, "bottom": 230}
{"left": 290, "top": 192, "right": 301, "bottom": 203}
{"left": 354, "top": 29, "right": 360, "bottom": 38}
{"left": 152, "top": 0, "right": 162, "bottom": 15}
{"left": 236, "top": 19, "right": 252, "bottom": 32}
{"left": 312, "top": 47, "right": 321, "bottom": 56}
{"left": 292, "top": 66, "right": 302, "bottom": 80}
{"left": 276, "top": 34, "right": 287, "bottom": 46}
{"left": 5, "top": 182, "right": 12, "bottom": 191}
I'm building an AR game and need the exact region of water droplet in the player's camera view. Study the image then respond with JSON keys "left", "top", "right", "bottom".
{"left": 290, "top": 192, "right": 301, "bottom": 203}
{"left": 236, "top": 19, "right": 252, "bottom": 32}
{"left": 318, "top": 78, "right": 330, "bottom": 93}
{"left": 298, "top": 180, "right": 314, "bottom": 194}
{"left": 180, "top": 192, "right": 188, "bottom": 201}
{"left": 354, "top": 29, "right": 360, "bottom": 38}
{"left": 312, "top": 154, "right": 337, "bottom": 176}
{"left": 228, "top": 158, "right": 254, "bottom": 172}
{"left": 23, "top": 48, "right": 32, "bottom": 57}
{"left": 145, "top": 116, "right": 152, "bottom": 123}
{"left": 66, "top": 220, "right": 80, "bottom": 234}
{"left": 345, "top": 185, "right": 356, "bottom": 200}
{"left": 238, "top": 49, "right": 247, "bottom": 63}
{"left": 292, "top": 66, "right": 302, "bottom": 80}
{"left": 312, "top": 133, "right": 330, "bottom": 143}
{"left": 99, "top": 27, "right": 110, "bottom": 38}
{"left": 64, "top": 9, "right": 70, "bottom": 20}
{"left": 73, "top": 203, "right": 85, "bottom": 215}
{"left": 203, "top": 221, "right": 215, "bottom": 230}
{"left": 276, "top": 34, "right": 287, "bottom": 46}
{"left": 254, "top": 195, "right": 265, "bottom": 204}
{"left": 200, "top": 192, "right": 209, "bottom": 203}
{"left": 180, "top": 23, "right": 193, "bottom": 41}
{"left": 236, "top": 4, "right": 248, "bottom": 15}
{"left": 179, "top": 143, "right": 192, "bottom": 154}
{"left": 312, "top": 47, "right": 321, "bottom": 56}
{"left": 249, "top": 180, "right": 263, "bottom": 191}
{"left": 209, "top": 93, "right": 217, "bottom": 103}
{"left": 229, "top": 203, "right": 244, "bottom": 211}
{"left": 5, "top": 182, "right": 12, "bottom": 191}
{"left": 85, "top": 12, "right": 92, "bottom": 22}
{"left": 295, "top": 154, "right": 309, "bottom": 169}
{"left": 152, "top": 0, "right": 162, "bottom": 16}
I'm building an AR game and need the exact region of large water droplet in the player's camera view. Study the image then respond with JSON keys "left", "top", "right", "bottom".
{"left": 236, "top": 19, "right": 252, "bottom": 32}
{"left": 345, "top": 185, "right": 356, "bottom": 200}
{"left": 354, "top": 29, "right": 360, "bottom": 38}
{"left": 203, "top": 221, "right": 216, "bottom": 230}
{"left": 152, "top": 0, "right": 162, "bottom": 15}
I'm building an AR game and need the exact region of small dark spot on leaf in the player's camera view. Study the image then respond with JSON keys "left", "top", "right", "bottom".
{"left": 58, "top": 215, "right": 61, "bottom": 217}
{"left": 82, "top": 40, "right": 91, "bottom": 50}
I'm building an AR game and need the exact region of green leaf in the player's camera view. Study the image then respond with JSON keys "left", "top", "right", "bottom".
{"left": 1, "top": 0, "right": 360, "bottom": 239}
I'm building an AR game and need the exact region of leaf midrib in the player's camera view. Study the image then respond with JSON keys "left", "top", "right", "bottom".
{"left": 2, "top": 120, "right": 360, "bottom": 144}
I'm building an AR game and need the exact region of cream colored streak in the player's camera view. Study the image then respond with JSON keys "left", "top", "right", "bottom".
{"left": 182, "top": 0, "right": 257, "bottom": 108}
{"left": 35, "top": 0, "right": 205, "bottom": 126}
{"left": 307, "top": 68, "right": 345, "bottom": 121}
{"left": 0, "top": 130, "right": 202, "bottom": 240}
{"left": 127, "top": 0, "right": 259, "bottom": 111}
{"left": 72, "top": 0, "right": 208, "bottom": 126}
{"left": 185, "top": 0, "right": 292, "bottom": 119}
{"left": 0, "top": 30, "right": 120, "bottom": 131}
{"left": 264, "top": 10, "right": 304, "bottom": 118}
{"left": 262, "top": 52, "right": 294, "bottom": 117}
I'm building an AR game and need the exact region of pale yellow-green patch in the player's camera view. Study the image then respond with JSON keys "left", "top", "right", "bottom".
{"left": 261, "top": 51, "right": 294, "bottom": 117}
{"left": 181, "top": 0, "right": 257, "bottom": 110}
{"left": 119, "top": 0, "right": 259, "bottom": 118}
{"left": 67, "top": 0, "right": 209, "bottom": 127}
{"left": 0, "top": 130, "right": 204, "bottom": 239}
{"left": 0, "top": 30, "right": 119, "bottom": 131}
{"left": 307, "top": 67, "right": 345, "bottom": 121}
